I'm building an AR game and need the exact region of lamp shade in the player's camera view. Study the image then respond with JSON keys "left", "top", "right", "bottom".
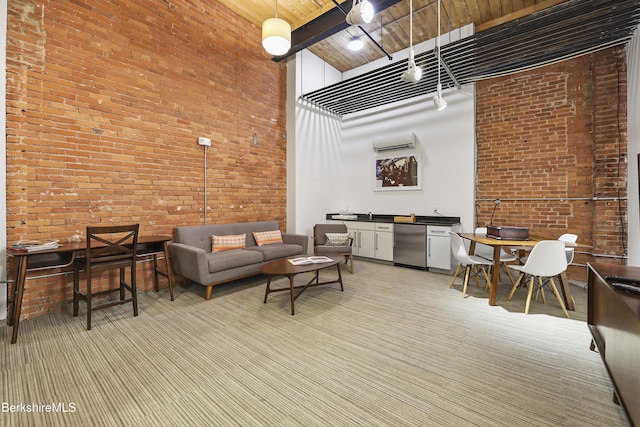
{"left": 262, "top": 17, "right": 291, "bottom": 56}
{"left": 346, "top": 1, "right": 375, "bottom": 26}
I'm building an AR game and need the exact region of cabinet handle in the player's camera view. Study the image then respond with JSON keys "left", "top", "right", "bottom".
{"left": 428, "top": 238, "right": 431, "bottom": 257}
{"left": 431, "top": 230, "right": 446, "bottom": 234}
{"left": 375, "top": 233, "right": 378, "bottom": 250}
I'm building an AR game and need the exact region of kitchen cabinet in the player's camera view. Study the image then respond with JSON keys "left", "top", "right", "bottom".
{"left": 374, "top": 223, "right": 394, "bottom": 261}
{"left": 347, "top": 221, "right": 375, "bottom": 258}
{"left": 426, "top": 224, "right": 460, "bottom": 271}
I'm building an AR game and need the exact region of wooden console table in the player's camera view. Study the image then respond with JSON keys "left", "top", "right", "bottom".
{"left": 6, "top": 235, "right": 174, "bottom": 344}
{"left": 587, "top": 262, "right": 640, "bottom": 426}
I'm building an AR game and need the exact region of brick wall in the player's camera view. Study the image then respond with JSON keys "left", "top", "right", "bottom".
{"left": 6, "top": 0, "right": 287, "bottom": 318}
{"left": 476, "top": 47, "right": 628, "bottom": 281}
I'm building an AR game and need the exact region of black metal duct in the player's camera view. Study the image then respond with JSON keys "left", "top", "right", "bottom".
{"left": 300, "top": 0, "right": 640, "bottom": 117}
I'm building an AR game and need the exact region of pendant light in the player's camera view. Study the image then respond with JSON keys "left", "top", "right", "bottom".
{"left": 262, "top": 0, "right": 291, "bottom": 56}
{"left": 401, "top": 0, "right": 422, "bottom": 83}
{"left": 346, "top": 0, "right": 375, "bottom": 26}
{"left": 433, "top": 0, "right": 447, "bottom": 110}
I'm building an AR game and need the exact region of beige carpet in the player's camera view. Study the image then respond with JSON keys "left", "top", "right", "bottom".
{"left": 0, "top": 260, "right": 629, "bottom": 426}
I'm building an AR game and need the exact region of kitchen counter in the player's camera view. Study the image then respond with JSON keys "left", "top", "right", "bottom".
{"left": 326, "top": 213, "right": 460, "bottom": 226}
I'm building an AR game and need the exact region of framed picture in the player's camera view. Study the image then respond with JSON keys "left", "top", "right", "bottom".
{"left": 374, "top": 153, "right": 421, "bottom": 191}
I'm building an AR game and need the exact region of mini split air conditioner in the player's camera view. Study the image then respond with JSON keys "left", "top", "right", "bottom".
{"left": 372, "top": 133, "right": 417, "bottom": 152}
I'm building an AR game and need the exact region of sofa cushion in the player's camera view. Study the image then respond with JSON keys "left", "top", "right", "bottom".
{"left": 211, "top": 233, "right": 246, "bottom": 252}
{"left": 252, "top": 230, "right": 283, "bottom": 246}
{"left": 325, "top": 233, "right": 350, "bottom": 246}
{"left": 247, "top": 244, "right": 304, "bottom": 261}
{"left": 207, "top": 249, "right": 264, "bottom": 273}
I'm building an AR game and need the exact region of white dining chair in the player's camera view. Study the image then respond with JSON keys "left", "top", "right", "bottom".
{"left": 448, "top": 232, "right": 493, "bottom": 298}
{"left": 558, "top": 233, "right": 578, "bottom": 264}
{"left": 507, "top": 240, "right": 569, "bottom": 317}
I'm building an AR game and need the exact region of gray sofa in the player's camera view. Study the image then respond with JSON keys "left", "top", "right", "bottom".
{"left": 170, "top": 221, "right": 308, "bottom": 300}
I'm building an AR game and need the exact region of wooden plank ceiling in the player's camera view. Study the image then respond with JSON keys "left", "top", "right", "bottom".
{"left": 217, "top": 0, "right": 571, "bottom": 72}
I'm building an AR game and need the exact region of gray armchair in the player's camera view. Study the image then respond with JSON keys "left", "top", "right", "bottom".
{"left": 313, "top": 224, "right": 354, "bottom": 273}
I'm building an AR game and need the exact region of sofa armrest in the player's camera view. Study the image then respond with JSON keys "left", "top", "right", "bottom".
{"left": 169, "top": 242, "right": 210, "bottom": 285}
{"left": 282, "top": 232, "right": 309, "bottom": 254}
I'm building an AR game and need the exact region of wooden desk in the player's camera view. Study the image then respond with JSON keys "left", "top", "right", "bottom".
{"left": 458, "top": 233, "right": 577, "bottom": 311}
{"left": 6, "top": 235, "right": 174, "bottom": 344}
{"left": 587, "top": 263, "right": 640, "bottom": 426}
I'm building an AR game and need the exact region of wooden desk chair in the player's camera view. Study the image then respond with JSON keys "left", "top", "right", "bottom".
{"left": 73, "top": 224, "right": 140, "bottom": 330}
{"left": 313, "top": 224, "right": 354, "bottom": 273}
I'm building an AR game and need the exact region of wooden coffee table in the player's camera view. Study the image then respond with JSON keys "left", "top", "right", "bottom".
{"left": 261, "top": 254, "right": 344, "bottom": 315}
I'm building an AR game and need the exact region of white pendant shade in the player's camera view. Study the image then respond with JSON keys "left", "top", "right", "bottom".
{"left": 262, "top": 17, "right": 291, "bottom": 56}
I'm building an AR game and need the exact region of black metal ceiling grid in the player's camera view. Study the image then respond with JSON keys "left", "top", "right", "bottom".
{"left": 300, "top": 0, "right": 640, "bottom": 117}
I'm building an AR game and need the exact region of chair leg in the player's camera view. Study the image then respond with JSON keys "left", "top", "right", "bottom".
{"left": 537, "top": 277, "right": 546, "bottom": 304}
{"left": 462, "top": 265, "right": 471, "bottom": 298}
{"left": 73, "top": 265, "right": 80, "bottom": 317}
{"left": 131, "top": 266, "right": 138, "bottom": 317}
{"left": 503, "top": 263, "right": 516, "bottom": 286}
{"left": 449, "top": 264, "right": 462, "bottom": 288}
{"left": 348, "top": 254, "right": 354, "bottom": 274}
{"left": 548, "top": 278, "right": 569, "bottom": 318}
{"left": 508, "top": 273, "right": 524, "bottom": 301}
{"left": 525, "top": 276, "right": 535, "bottom": 314}
{"left": 86, "top": 275, "right": 92, "bottom": 331}
{"left": 480, "top": 266, "right": 492, "bottom": 289}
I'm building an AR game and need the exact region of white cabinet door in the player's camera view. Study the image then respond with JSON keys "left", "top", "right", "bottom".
{"left": 374, "top": 223, "right": 394, "bottom": 261}
{"left": 375, "top": 231, "right": 394, "bottom": 261}
{"left": 427, "top": 225, "right": 458, "bottom": 271}
{"left": 346, "top": 222, "right": 375, "bottom": 258}
{"left": 357, "top": 229, "right": 375, "bottom": 258}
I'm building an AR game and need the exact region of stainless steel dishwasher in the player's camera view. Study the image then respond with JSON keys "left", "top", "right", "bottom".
{"left": 393, "top": 223, "right": 427, "bottom": 269}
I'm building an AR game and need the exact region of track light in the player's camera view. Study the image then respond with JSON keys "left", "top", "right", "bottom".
{"left": 262, "top": 0, "right": 291, "bottom": 56}
{"left": 433, "top": 83, "right": 447, "bottom": 110}
{"left": 348, "top": 37, "right": 364, "bottom": 51}
{"left": 401, "top": 49, "right": 422, "bottom": 83}
{"left": 401, "top": 0, "right": 421, "bottom": 83}
{"left": 346, "top": 0, "right": 375, "bottom": 26}
{"left": 433, "top": 0, "right": 447, "bottom": 111}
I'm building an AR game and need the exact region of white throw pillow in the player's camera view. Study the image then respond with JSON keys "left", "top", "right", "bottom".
{"left": 325, "top": 233, "right": 350, "bottom": 246}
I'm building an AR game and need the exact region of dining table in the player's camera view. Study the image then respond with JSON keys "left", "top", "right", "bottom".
{"left": 458, "top": 232, "right": 580, "bottom": 311}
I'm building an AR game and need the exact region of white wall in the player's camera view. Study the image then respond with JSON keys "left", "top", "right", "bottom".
{"left": 289, "top": 41, "right": 476, "bottom": 240}
{"left": 627, "top": 26, "right": 640, "bottom": 266}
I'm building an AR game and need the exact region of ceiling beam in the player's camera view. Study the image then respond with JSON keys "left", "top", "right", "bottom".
{"left": 272, "top": 0, "right": 404, "bottom": 62}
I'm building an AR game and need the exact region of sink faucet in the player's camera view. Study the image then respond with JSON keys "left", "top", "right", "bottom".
{"left": 368, "top": 212, "right": 373, "bottom": 220}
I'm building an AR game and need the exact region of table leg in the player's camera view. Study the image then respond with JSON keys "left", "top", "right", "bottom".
{"left": 336, "top": 263, "right": 344, "bottom": 291}
{"left": 289, "top": 275, "right": 295, "bottom": 316}
{"left": 152, "top": 254, "right": 160, "bottom": 292}
{"left": 489, "top": 246, "right": 501, "bottom": 306}
{"left": 263, "top": 275, "right": 272, "bottom": 303}
{"left": 557, "top": 271, "right": 575, "bottom": 311}
{"left": 10, "top": 257, "right": 29, "bottom": 344}
{"left": 163, "top": 241, "right": 175, "bottom": 301}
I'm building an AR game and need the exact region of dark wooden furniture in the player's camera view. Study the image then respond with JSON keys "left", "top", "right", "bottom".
{"left": 7, "top": 235, "right": 174, "bottom": 344}
{"left": 458, "top": 232, "right": 580, "bottom": 310}
{"left": 261, "top": 254, "right": 344, "bottom": 315}
{"left": 587, "top": 262, "right": 640, "bottom": 427}
{"left": 73, "top": 224, "right": 140, "bottom": 330}
{"left": 313, "top": 223, "right": 354, "bottom": 273}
